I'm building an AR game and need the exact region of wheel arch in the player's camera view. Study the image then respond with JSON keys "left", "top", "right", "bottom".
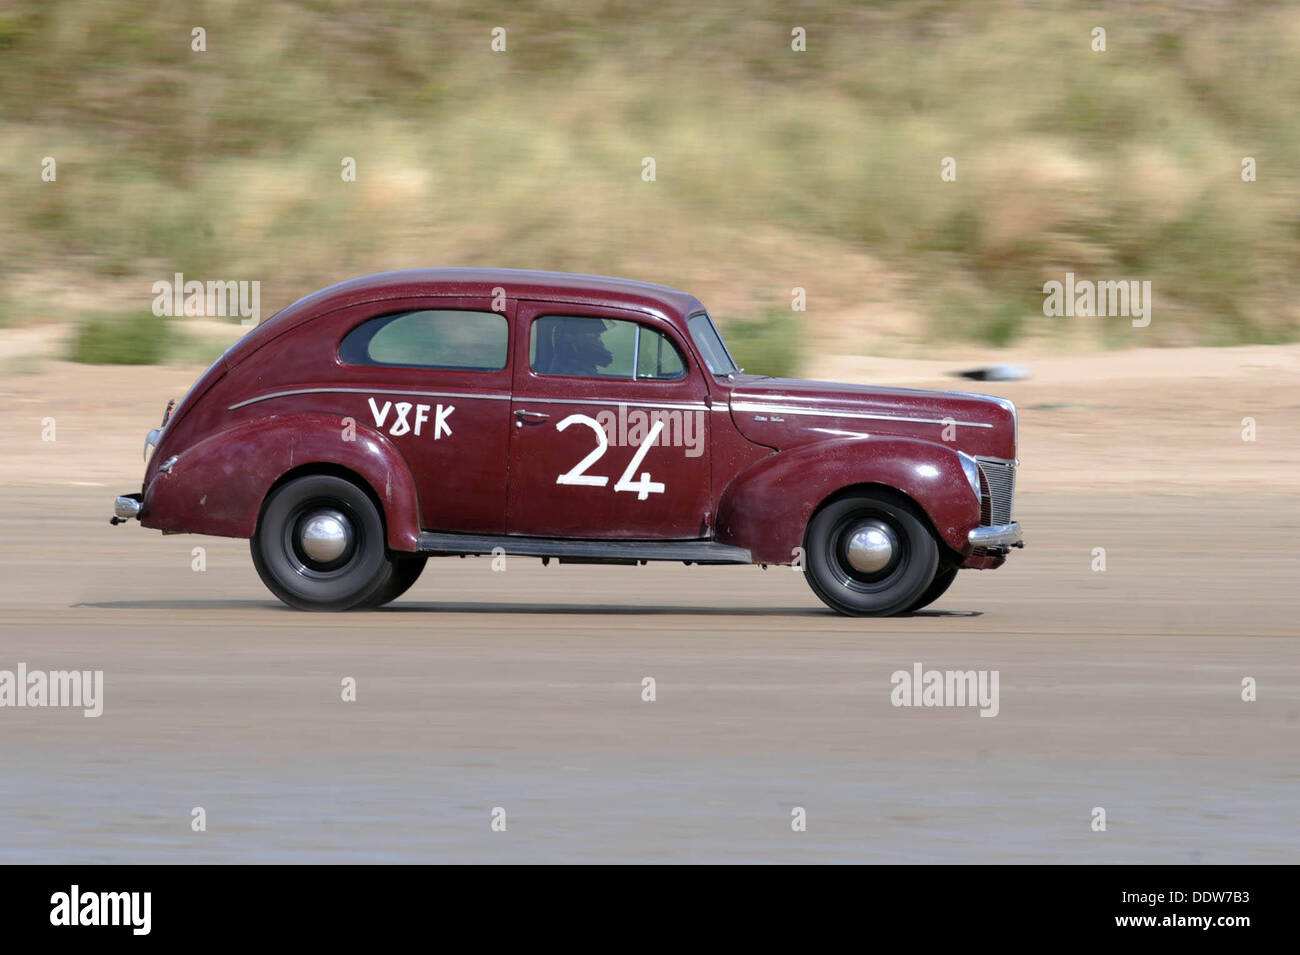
{"left": 140, "top": 413, "right": 422, "bottom": 552}
{"left": 261, "top": 461, "right": 390, "bottom": 539}
{"left": 806, "top": 481, "right": 961, "bottom": 566}
{"left": 714, "top": 436, "right": 980, "bottom": 564}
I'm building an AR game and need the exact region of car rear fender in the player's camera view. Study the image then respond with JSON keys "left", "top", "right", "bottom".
{"left": 714, "top": 436, "right": 980, "bottom": 564}
{"left": 140, "top": 413, "right": 421, "bottom": 551}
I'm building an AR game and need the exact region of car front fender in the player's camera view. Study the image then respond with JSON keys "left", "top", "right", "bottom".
{"left": 140, "top": 413, "right": 421, "bottom": 552}
{"left": 714, "top": 436, "right": 980, "bottom": 564}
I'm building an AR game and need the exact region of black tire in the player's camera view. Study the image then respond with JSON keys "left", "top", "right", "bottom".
{"left": 903, "top": 565, "right": 958, "bottom": 613}
{"left": 360, "top": 555, "right": 428, "bottom": 608}
{"left": 803, "top": 491, "right": 940, "bottom": 617}
{"left": 251, "top": 474, "right": 396, "bottom": 611}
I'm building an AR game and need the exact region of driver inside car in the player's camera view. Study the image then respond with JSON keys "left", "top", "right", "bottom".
{"left": 539, "top": 316, "right": 614, "bottom": 377}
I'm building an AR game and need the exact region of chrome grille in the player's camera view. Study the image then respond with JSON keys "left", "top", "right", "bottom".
{"left": 975, "top": 458, "right": 1016, "bottom": 525}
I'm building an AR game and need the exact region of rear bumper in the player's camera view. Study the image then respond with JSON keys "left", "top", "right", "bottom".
{"left": 111, "top": 493, "right": 142, "bottom": 525}
{"left": 967, "top": 522, "right": 1022, "bottom": 548}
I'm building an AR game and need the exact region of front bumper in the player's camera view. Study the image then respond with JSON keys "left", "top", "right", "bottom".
{"left": 968, "top": 522, "right": 1022, "bottom": 548}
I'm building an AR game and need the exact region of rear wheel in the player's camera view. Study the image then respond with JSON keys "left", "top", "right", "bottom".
{"left": 361, "top": 556, "right": 428, "bottom": 608}
{"left": 803, "top": 491, "right": 939, "bottom": 617}
{"left": 251, "top": 474, "right": 396, "bottom": 611}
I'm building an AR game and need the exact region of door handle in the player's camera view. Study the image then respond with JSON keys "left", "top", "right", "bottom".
{"left": 514, "top": 409, "right": 550, "bottom": 427}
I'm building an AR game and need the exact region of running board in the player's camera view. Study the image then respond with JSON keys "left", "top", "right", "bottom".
{"left": 416, "top": 532, "right": 752, "bottom": 565}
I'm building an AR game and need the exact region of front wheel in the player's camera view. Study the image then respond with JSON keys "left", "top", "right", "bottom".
{"left": 903, "top": 565, "right": 958, "bottom": 614}
{"left": 251, "top": 474, "right": 396, "bottom": 611}
{"left": 803, "top": 491, "right": 940, "bottom": 617}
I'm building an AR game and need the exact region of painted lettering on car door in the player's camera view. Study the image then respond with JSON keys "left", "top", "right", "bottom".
{"left": 368, "top": 397, "right": 453, "bottom": 439}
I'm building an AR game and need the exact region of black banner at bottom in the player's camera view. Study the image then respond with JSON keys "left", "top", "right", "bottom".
{"left": 1, "top": 864, "right": 1284, "bottom": 940}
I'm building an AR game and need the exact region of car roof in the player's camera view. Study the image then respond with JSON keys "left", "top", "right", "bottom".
{"left": 288, "top": 268, "right": 701, "bottom": 321}
{"left": 222, "top": 268, "right": 707, "bottom": 370}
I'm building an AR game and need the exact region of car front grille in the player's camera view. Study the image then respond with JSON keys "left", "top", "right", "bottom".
{"left": 975, "top": 457, "right": 1016, "bottom": 526}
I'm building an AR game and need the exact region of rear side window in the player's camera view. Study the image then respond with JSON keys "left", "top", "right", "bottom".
{"left": 340, "top": 310, "right": 508, "bottom": 371}
{"left": 530, "top": 315, "right": 687, "bottom": 380}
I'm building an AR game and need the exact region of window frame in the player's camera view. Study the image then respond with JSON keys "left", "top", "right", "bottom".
{"left": 527, "top": 313, "right": 690, "bottom": 383}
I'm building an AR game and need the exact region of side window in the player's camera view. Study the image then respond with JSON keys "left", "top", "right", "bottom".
{"left": 339, "top": 310, "right": 508, "bottom": 371}
{"left": 530, "top": 315, "right": 687, "bottom": 381}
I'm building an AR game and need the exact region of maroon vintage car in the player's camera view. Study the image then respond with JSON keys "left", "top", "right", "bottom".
{"left": 112, "top": 269, "right": 1021, "bottom": 615}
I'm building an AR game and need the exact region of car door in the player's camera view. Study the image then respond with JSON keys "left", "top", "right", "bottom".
{"left": 506, "top": 301, "right": 712, "bottom": 539}
{"left": 334, "top": 296, "right": 514, "bottom": 533}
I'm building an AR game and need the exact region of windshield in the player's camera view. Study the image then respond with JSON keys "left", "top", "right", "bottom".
{"left": 687, "top": 312, "right": 738, "bottom": 376}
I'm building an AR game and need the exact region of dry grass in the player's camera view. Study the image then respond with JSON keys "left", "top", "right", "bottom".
{"left": 1, "top": 0, "right": 1298, "bottom": 363}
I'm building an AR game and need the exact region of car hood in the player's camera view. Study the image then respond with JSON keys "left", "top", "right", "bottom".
{"left": 725, "top": 376, "right": 1017, "bottom": 459}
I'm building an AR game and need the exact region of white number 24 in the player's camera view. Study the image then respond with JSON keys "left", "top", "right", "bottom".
{"left": 554, "top": 414, "right": 665, "bottom": 500}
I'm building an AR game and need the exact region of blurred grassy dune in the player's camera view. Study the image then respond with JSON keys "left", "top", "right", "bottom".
{"left": 1, "top": 0, "right": 1298, "bottom": 367}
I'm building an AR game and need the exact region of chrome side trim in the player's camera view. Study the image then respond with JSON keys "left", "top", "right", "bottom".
{"left": 809, "top": 427, "right": 871, "bottom": 439}
{"left": 228, "top": 387, "right": 513, "bottom": 411}
{"left": 730, "top": 390, "right": 919, "bottom": 405}
{"left": 517, "top": 396, "right": 710, "bottom": 411}
{"left": 231, "top": 388, "right": 997, "bottom": 427}
{"left": 729, "top": 401, "right": 994, "bottom": 429}
{"left": 967, "top": 522, "right": 1022, "bottom": 547}
{"left": 230, "top": 387, "right": 713, "bottom": 414}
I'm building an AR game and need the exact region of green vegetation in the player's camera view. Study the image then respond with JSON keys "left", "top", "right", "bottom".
{"left": 67, "top": 310, "right": 234, "bottom": 365}
{"left": 0, "top": 290, "right": 17, "bottom": 328}
{"left": 68, "top": 312, "right": 173, "bottom": 365}
{"left": 723, "top": 309, "right": 804, "bottom": 379}
{"left": 3, "top": 0, "right": 1298, "bottom": 367}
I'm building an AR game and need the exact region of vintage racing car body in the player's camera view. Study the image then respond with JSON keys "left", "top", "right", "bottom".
{"left": 112, "top": 269, "right": 1022, "bottom": 615}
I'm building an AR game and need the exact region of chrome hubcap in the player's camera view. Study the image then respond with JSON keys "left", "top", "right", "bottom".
{"left": 298, "top": 509, "right": 352, "bottom": 564}
{"left": 844, "top": 520, "right": 896, "bottom": 574}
